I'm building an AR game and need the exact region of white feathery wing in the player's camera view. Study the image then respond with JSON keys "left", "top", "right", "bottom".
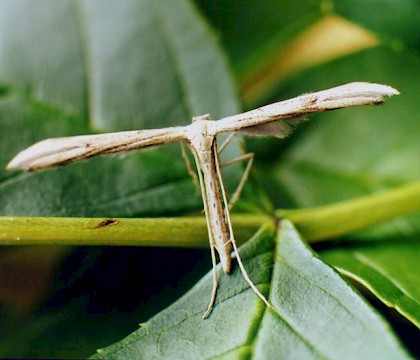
{"left": 7, "top": 82, "right": 399, "bottom": 171}
{"left": 7, "top": 127, "right": 186, "bottom": 171}
{"left": 217, "top": 82, "right": 399, "bottom": 136}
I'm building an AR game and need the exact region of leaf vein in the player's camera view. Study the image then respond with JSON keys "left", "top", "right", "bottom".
{"left": 352, "top": 252, "right": 420, "bottom": 309}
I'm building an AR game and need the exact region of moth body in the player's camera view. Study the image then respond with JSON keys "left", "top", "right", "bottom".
{"left": 187, "top": 118, "right": 232, "bottom": 273}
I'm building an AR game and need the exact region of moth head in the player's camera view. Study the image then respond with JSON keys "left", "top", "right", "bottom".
{"left": 192, "top": 114, "right": 212, "bottom": 122}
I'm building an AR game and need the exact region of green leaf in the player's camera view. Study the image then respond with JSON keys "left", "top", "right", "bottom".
{"left": 321, "top": 239, "right": 420, "bottom": 328}
{"left": 333, "top": 0, "right": 420, "bottom": 51}
{"left": 92, "top": 222, "right": 408, "bottom": 360}
{"left": 0, "top": 0, "right": 241, "bottom": 217}
{"left": 0, "top": 0, "right": 239, "bottom": 130}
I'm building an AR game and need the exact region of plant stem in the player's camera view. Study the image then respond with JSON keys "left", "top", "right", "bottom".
{"left": 0, "top": 215, "right": 267, "bottom": 247}
{"left": 1, "top": 181, "right": 420, "bottom": 247}
{"left": 277, "top": 180, "right": 420, "bottom": 242}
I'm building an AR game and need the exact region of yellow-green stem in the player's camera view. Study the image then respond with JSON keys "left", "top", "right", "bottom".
{"left": 278, "top": 180, "right": 420, "bottom": 242}
{"left": 0, "top": 215, "right": 268, "bottom": 247}
{"left": 1, "top": 180, "right": 420, "bottom": 247}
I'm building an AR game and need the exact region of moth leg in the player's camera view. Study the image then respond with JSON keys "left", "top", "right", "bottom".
{"left": 218, "top": 133, "right": 254, "bottom": 209}
{"left": 203, "top": 243, "right": 219, "bottom": 319}
{"left": 180, "top": 142, "right": 200, "bottom": 194}
{"left": 214, "top": 144, "right": 271, "bottom": 310}
{"left": 222, "top": 153, "right": 254, "bottom": 210}
{"left": 217, "top": 133, "right": 235, "bottom": 154}
{"left": 226, "top": 227, "right": 271, "bottom": 309}
{"left": 189, "top": 145, "right": 219, "bottom": 318}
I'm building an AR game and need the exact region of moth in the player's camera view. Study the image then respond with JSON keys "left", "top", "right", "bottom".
{"left": 7, "top": 82, "right": 399, "bottom": 317}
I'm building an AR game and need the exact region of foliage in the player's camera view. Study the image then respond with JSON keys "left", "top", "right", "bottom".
{"left": 0, "top": 0, "right": 419, "bottom": 358}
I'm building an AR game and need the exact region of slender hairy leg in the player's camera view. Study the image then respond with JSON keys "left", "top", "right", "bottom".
{"left": 217, "top": 132, "right": 235, "bottom": 154}
{"left": 189, "top": 145, "right": 219, "bottom": 318}
{"left": 214, "top": 143, "right": 271, "bottom": 309}
{"left": 180, "top": 142, "right": 200, "bottom": 194}
{"left": 221, "top": 153, "right": 254, "bottom": 210}
{"left": 203, "top": 244, "right": 219, "bottom": 319}
{"left": 217, "top": 133, "right": 254, "bottom": 210}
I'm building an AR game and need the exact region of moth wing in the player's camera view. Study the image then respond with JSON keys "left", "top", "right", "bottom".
{"left": 216, "top": 82, "right": 399, "bottom": 136}
{"left": 7, "top": 127, "right": 185, "bottom": 171}
{"left": 238, "top": 117, "right": 307, "bottom": 138}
